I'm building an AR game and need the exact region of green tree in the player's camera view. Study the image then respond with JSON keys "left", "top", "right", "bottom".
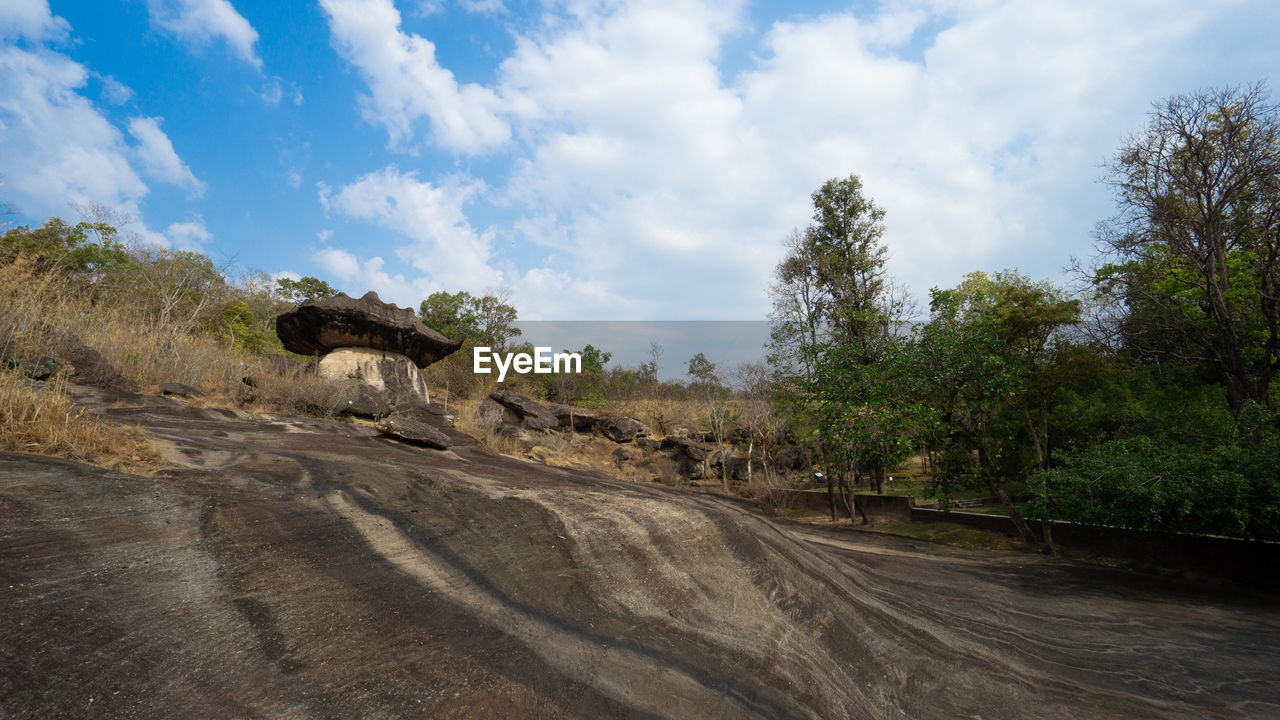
{"left": 1095, "top": 83, "right": 1280, "bottom": 423}
{"left": 418, "top": 289, "right": 521, "bottom": 349}
{"left": 686, "top": 352, "right": 718, "bottom": 384}
{"left": 767, "top": 174, "right": 904, "bottom": 373}
{"left": 810, "top": 339, "right": 920, "bottom": 503}
{"left": 0, "top": 217, "right": 131, "bottom": 280}
{"left": 276, "top": 276, "right": 338, "bottom": 306}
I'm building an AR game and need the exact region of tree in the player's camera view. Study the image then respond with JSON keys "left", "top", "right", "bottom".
{"left": 418, "top": 289, "right": 521, "bottom": 349}
{"left": 767, "top": 174, "right": 903, "bottom": 372}
{"left": 686, "top": 352, "right": 718, "bottom": 385}
{"left": 1, "top": 217, "right": 131, "bottom": 279}
{"left": 276, "top": 276, "right": 338, "bottom": 306}
{"left": 1095, "top": 83, "right": 1280, "bottom": 423}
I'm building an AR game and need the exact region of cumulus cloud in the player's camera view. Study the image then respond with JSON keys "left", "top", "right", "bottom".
{"left": 312, "top": 246, "right": 427, "bottom": 307}
{"left": 127, "top": 116, "right": 205, "bottom": 195}
{"left": 320, "top": 0, "right": 1280, "bottom": 319}
{"left": 320, "top": 167, "right": 501, "bottom": 293}
{"left": 0, "top": 0, "right": 68, "bottom": 41}
{"left": 319, "top": 0, "right": 510, "bottom": 153}
{"left": 166, "top": 219, "right": 212, "bottom": 250}
{"left": 0, "top": 45, "right": 149, "bottom": 219}
{"left": 96, "top": 73, "right": 133, "bottom": 105}
{"left": 144, "top": 0, "right": 262, "bottom": 68}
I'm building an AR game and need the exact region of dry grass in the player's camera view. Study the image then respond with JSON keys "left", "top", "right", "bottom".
{"left": 0, "top": 257, "right": 364, "bottom": 471}
{"left": 0, "top": 369, "right": 160, "bottom": 471}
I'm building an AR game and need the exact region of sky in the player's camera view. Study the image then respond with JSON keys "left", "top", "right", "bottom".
{"left": 2, "top": 0, "right": 1278, "bottom": 322}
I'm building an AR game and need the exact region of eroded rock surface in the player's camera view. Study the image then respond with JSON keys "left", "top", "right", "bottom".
{"left": 2, "top": 386, "right": 1279, "bottom": 719}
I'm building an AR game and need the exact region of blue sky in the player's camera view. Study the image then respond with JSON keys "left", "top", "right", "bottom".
{"left": 2, "top": 0, "right": 1279, "bottom": 320}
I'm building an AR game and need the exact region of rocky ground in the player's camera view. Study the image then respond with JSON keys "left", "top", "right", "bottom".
{"left": 2, "top": 386, "right": 1279, "bottom": 719}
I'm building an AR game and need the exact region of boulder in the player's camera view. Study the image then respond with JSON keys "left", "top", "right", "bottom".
{"left": 710, "top": 448, "right": 750, "bottom": 482}
{"left": 5, "top": 354, "right": 61, "bottom": 381}
{"left": 318, "top": 347, "right": 430, "bottom": 412}
{"left": 599, "top": 416, "right": 647, "bottom": 443}
{"left": 660, "top": 436, "right": 710, "bottom": 479}
{"left": 275, "top": 291, "right": 463, "bottom": 368}
{"left": 548, "top": 403, "right": 607, "bottom": 431}
{"left": 774, "top": 445, "right": 811, "bottom": 472}
{"left": 159, "top": 382, "right": 203, "bottom": 399}
{"left": 488, "top": 390, "right": 559, "bottom": 430}
{"left": 376, "top": 415, "right": 452, "bottom": 450}
{"left": 64, "top": 344, "right": 137, "bottom": 392}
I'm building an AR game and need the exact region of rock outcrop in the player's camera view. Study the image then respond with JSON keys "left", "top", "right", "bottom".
{"left": 486, "top": 390, "right": 648, "bottom": 442}
{"left": 275, "top": 292, "right": 462, "bottom": 416}
{"left": 276, "top": 291, "right": 463, "bottom": 367}
{"left": 4, "top": 384, "right": 1276, "bottom": 720}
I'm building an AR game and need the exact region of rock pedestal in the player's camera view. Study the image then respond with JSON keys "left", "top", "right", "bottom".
{"left": 317, "top": 347, "right": 430, "bottom": 408}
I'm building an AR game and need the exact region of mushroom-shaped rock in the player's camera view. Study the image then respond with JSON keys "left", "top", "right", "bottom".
{"left": 275, "top": 291, "right": 462, "bottom": 367}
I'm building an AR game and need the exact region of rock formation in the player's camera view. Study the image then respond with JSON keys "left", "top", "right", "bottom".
{"left": 275, "top": 292, "right": 462, "bottom": 415}
{"left": 4, "top": 383, "right": 1277, "bottom": 719}
{"left": 486, "top": 389, "right": 649, "bottom": 442}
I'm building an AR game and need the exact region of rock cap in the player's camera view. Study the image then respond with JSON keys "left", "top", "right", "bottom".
{"left": 276, "top": 291, "right": 463, "bottom": 368}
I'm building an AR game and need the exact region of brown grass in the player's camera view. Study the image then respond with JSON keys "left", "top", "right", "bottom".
{"left": 0, "top": 369, "right": 160, "bottom": 471}
{"left": 0, "top": 257, "right": 364, "bottom": 471}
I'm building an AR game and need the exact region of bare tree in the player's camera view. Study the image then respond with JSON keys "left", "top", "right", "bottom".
{"left": 1095, "top": 82, "right": 1280, "bottom": 420}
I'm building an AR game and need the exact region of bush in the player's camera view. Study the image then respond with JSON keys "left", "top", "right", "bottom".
{"left": 1028, "top": 435, "right": 1280, "bottom": 540}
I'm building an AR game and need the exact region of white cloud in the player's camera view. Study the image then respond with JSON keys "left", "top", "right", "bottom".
{"left": 96, "top": 73, "right": 133, "bottom": 105}
{"left": 320, "top": 0, "right": 1280, "bottom": 319}
{"left": 460, "top": 0, "right": 505, "bottom": 15}
{"left": 0, "top": 0, "right": 68, "bottom": 41}
{"left": 319, "top": 0, "right": 510, "bottom": 153}
{"left": 312, "top": 246, "right": 427, "bottom": 307}
{"left": 0, "top": 46, "right": 149, "bottom": 219}
{"left": 127, "top": 116, "right": 205, "bottom": 195}
{"left": 320, "top": 166, "right": 501, "bottom": 293}
{"left": 144, "top": 0, "right": 262, "bottom": 68}
{"left": 285, "top": 169, "right": 302, "bottom": 188}
{"left": 166, "top": 219, "right": 211, "bottom": 250}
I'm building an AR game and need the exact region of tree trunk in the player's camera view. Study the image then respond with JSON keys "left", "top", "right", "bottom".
{"left": 976, "top": 444, "right": 1040, "bottom": 550}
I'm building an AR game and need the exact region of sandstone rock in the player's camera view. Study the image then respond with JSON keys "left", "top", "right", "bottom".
{"left": 65, "top": 344, "right": 137, "bottom": 392}
{"left": 710, "top": 447, "right": 750, "bottom": 482}
{"left": 318, "top": 347, "right": 429, "bottom": 411}
{"left": 275, "top": 291, "right": 463, "bottom": 367}
{"left": 660, "top": 435, "right": 709, "bottom": 461}
{"left": 488, "top": 390, "right": 559, "bottom": 430}
{"left": 661, "top": 436, "right": 710, "bottom": 479}
{"left": 548, "top": 403, "right": 607, "bottom": 431}
{"left": 376, "top": 415, "right": 452, "bottom": 450}
{"left": 159, "top": 382, "right": 203, "bottom": 399}
{"left": 774, "top": 445, "right": 811, "bottom": 471}
{"left": 599, "top": 416, "right": 646, "bottom": 443}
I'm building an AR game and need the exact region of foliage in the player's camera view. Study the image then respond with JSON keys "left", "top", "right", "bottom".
{"left": 0, "top": 217, "right": 132, "bottom": 279}
{"left": 1028, "top": 435, "right": 1280, "bottom": 541}
{"left": 418, "top": 289, "right": 521, "bottom": 349}
{"left": 1095, "top": 82, "right": 1280, "bottom": 420}
{"left": 686, "top": 352, "right": 717, "bottom": 384}
{"left": 276, "top": 276, "right": 338, "bottom": 306}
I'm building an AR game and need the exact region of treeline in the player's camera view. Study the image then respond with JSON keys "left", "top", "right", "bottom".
{"left": 768, "top": 84, "right": 1280, "bottom": 545}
